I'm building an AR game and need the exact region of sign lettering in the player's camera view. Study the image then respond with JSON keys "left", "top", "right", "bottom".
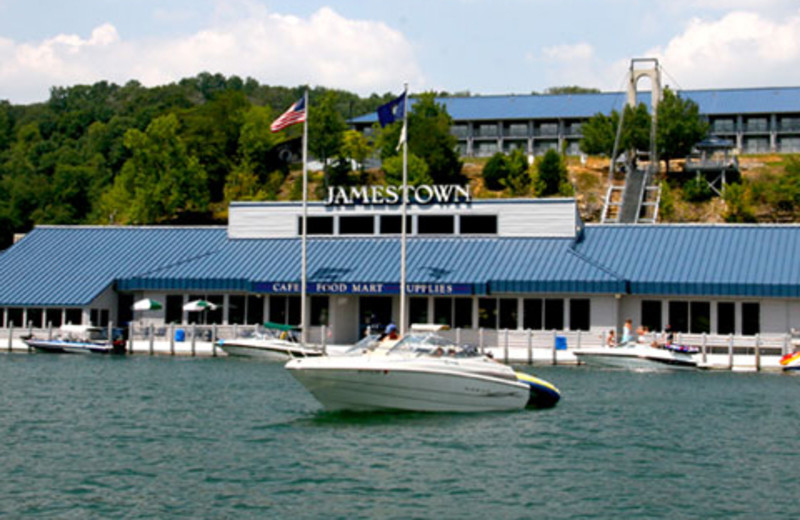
{"left": 325, "top": 184, "right": 470, "bottom": 206}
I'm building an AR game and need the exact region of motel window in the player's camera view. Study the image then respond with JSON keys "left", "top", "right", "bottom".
{"left": 339, "top": 216, "right": 374, "bottom": 235}
{"left": 46, "top": 308, "right": 63, "bottom": 328}
{"left": 27, "top": 308, "right": 43, "bottom": 328}
{"left": 454, "top": 299, "right": 473, "bottom": 329}
{"left": 641, "top": 300, "right": 662, "bottom": 332}
{"left": 544, "top": 299, "right": 564, "bottom": 331}
{"left": 228, "top": 295, "right": 246, "bottom": 325}
{"left": 7, "top": 307, "right": 22, "bottom": 327}
{"left": 742, "top": 302, "right": 760, "bottom": 336}
{"left": 299, "top": 216, "right": 334, "bottom": 235}
{"left": 246, "top": 295, "right": 264, "bottom": 325}
{"left": 418, "top": 215, "right": 454, "bottom": 235}
{"left": 379, "top": 215, "right": 412, "bottom": 235}
{"left": 460, "top": 215, "right": 497, "bottom": 235}
{"left": 65, "top": 308, "right": 82, "bottom": 326}
{"left": 498, "top": 299, "right": 518, "bottom": 330}
{"left": 409, "top": 297, "right": 428, "bottom": 325}
{"left": 717, "top": 302, "right": 736, "bottom": 335}
{"left": 523, "top": 299, "right": 543, "bottom": 330}
{"left": 310, "top": 296, "right": 329, "bottom": 326}
{"left": 478, "top": 298, "right": 497, "bottom": 329}
{"left": 669, "top": 301, "right": 689, "bottom": 333}
{"left": 569, "top": 299, "right": 590, "bottom": 331}
{"left": 690, "top": 302, "right": 710, "bottom": 334}
{"left": 434, "top": 298, "right": 452, "bottom": 327}
{"left": 166, "top": 295, "right": 184, "bottom": 324}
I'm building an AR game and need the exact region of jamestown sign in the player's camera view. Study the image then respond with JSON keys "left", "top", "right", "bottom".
{"left": 325, "top": 184, "right": 471, "bottom": 205}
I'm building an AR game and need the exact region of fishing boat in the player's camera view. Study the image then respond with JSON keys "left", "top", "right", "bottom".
{"left": 574, "top": 341, "right": 699, "bottom": 370}
{"left": 285, "top": 333, "right": 560, "bottom": 412}
{"left": 24, "top": 324, "right": 126, "bottom": 354}
{"left": 217, "top": 322, "right": 324, "bottom": 361}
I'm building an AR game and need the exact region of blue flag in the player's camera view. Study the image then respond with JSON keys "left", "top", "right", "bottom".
{"left": 377, "top": 92, "right": 406, "bottom": 127}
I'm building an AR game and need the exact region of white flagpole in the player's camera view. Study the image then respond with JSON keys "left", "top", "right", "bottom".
{"left": 301, "top": 89, "right": 309, "bottom": 345}
{"left": 400, "top": 83, "right": 409, "bottom": 336}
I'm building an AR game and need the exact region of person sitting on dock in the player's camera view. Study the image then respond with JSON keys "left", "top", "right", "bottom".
{"left": 605, "top": 329, "right": 616, "bottom": 347}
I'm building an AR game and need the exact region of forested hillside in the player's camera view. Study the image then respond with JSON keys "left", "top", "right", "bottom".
{"left": 0, "top": 73, "right": 395, "bottom": 248}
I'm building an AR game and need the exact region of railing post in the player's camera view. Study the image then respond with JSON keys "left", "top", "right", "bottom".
{"left": 503, "top": 329, "right": 509, "bottom": 364}
{"left": 321, "top": 324, "right": 327, "bottom": 355}
{"left": 527, "top": 329, "right": 533, "bottom": 365}
{"left": 577, "top": 330, "right": 582, "bottom": 350}
{"left": 48, "top": 321, "right": 53, "bottom": 340}
{"left": 128, "top": 323, "right": 134, "bottom": 354}
{"left": 755, "top": 333, "right": 761, "bottom": 372}
{"left": 191, "top": 324, "right": 196, "bottom": 357}
{"left": 169, "top": 324, "right": 175, "bottom": 356}
{"left": 728, "top": 334, "right": 734, "bottom": 370}
{"left": 212, "top": 324, "right": 218, "bottom": 357}
{"left": 149, "top": 323, "right": 154, "bottom": 356}
{"left": 784, "top": 333, "right": 791, "bottom": 357}
{"left": 479, "top": 327, "right": 484, "bottom": 355}
{"left": 8, "top": 323, "right": 13, "bottom": 352}
{"left": 701, "top": 333, "right": 707, "bottom": 365}
{"left": 233, "top": 323, "right": 238, "bottom": 339}
{"left": 552, "top": 329, "right": 558, "bottom": 366}
{"left": 456, "top": 327, "right": 461, "bottom": 346}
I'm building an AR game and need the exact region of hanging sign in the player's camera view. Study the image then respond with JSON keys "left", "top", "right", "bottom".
{"left": 252, "top": 281, "right": 474, "bottom": 295}
{"left": 324, "top": 184, "right": 470, "bottom": 206}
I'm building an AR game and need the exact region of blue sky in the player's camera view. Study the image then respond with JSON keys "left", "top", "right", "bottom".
{"left": 1, "top": 0, "right": 800, "bottom": 104}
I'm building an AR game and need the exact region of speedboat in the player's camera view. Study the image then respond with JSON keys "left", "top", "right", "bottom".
{"left": 779, "top": 351, "right": 800, "bottom": 371}
{"left": 24, "top": 325, "right": 126, "bottom": 354}
{"left": 285, "top": 333, "right": 560, "bottom": 412}
{"left": 574, "top": 341, "right": 699, "bottom": 370}
{"left": 218, "top": 322, "right": 323, "bottom": 361}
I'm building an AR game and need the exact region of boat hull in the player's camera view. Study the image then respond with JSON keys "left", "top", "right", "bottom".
{"left": 575, "top": 345, "right": 697, "bottom": 370}
{"left": 25, "top": 339, "right": 121, "bottom": 355}
{"left": 219, "top": 339, "right": 322, "bottom": 361}
{"left": 286, "top": 358, "right": 531, "bottom": 413}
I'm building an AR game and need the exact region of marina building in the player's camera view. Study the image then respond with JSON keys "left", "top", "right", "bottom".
{"left": 1, "top": 197, "right": 800, "bottom": 346}
{"left": 350, "top": 87, "right": 800, "bottom": 156}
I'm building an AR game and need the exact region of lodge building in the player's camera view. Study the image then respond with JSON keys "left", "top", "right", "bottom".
{"left": 1, "top": 197, "right": 800, "bottom": 345}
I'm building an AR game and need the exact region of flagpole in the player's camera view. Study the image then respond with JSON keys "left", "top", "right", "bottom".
{"left": 400, "top": 82, "right": 409, "bottom": 337}
{"left": 301, "top": 88, "right": 309, "bottom": 346}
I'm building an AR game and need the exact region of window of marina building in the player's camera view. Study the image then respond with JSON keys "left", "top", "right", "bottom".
{"left": 641, "top": 300, "right": 662, "bottom": 332}
{"left": 310, "top": 296, "right": 329, "bottom": 326}
{"left": 717, "top": 302, "right": 735, "bottom": 335}
{"left": 226, "top": 294, "right": 265, "bottom": 325}
{"left": 459, "top": 215, "right": 497, "bottom": 234}
{"left": 339, "top": 216, "right": 374, "bottom": 235}
{"left": 432, "top": 297, "right": 474, "bottom": 329}
{"left": 409, "top": 297, "right": 428, "bottom": 325}
{"left": 417, "top": 215, "right": 454, "bottom": 234}
{"left": 270, "top": 295, "right": 301, "bottom": 326}
{"left": 742, "top": 302, "right": 760, "bottom": 336}
{"left": 299, "top": 216, "right": 334, "bottom": 235}
{"left": 650, "top": 299, "right": 760, "bottom": 336}
{"left": 46, "top": 308, "right": 62, "bottom": 328}
{"left": 26, "top": 308, "right": 43, "bottom": 328}
{"left": 90, "top": 308, "right": 108, "bottom": 327}
{"left": 569, "top": 299, "right": 590, "bottom": 331}
{"left": 65, "top": 308, "right": 82, "bottom": 325}
{"left": 379, "top": 215, "right": 412, "bottom": 235}
{"left": 6, "top": 307, "right": 22, "bottom": 327}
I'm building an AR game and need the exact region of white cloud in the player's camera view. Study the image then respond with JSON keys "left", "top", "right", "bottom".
{"left": 541, "top": 43, "right": 594, "bottom": 62}
{"left": 645, "top": 10, "right": 800, "bottom": 90}
{"left": 0, "top": 4, "right": 423, "bottom": 104}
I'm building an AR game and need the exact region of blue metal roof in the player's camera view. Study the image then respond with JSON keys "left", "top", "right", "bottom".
{"left": 350, "top": 86, "right": 800, "bottom": 123}
{"left": 576, "top": 225, "right": 800, "bottom": 297}
{"left": 4, "top": 223, "right": 800, "bottom": 304}
{"left": 120, "top": 237, "right": 626, "bottom": 295}
{"left": 0, "top": 226, "right": 227, "bottom": 306}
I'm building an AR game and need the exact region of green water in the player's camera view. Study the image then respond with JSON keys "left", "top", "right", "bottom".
{"left": 1, "top": 354, "right": 799, "bottom": 519}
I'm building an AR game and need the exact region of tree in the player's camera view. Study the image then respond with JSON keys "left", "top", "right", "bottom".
{"left": 378, "top": 92, "right": 463, "bottom": 184}
{"left": 723, "top": 183, "right": 756, "bottom": 223}
{"left": 94, "top": 114, "right": 209, "bottom": 224}
{"left": 383, "top": 153, "right": 431, "bottom": 186}
{"left": 482, "top": 152, "right": 509, "bottom": 191}
{"left": 482, "top": 149, "right": 531, "bottom": 195}
{"left": 534, "top": 149, "right": 572, "bottom": 197}
{"left": 656, "top": 87, "right": 709, "bottom": 174}
{"left": 341, "top": 129, "right": 372, "bottom": 176}
{"left": 544, "top": 86, "right": 601, "bottom": 95}
{"left": 579, "top": 112, "right": 618, "bottom": 156}
{"left": 309, "top": 91, "right": 347, "bottom": 188}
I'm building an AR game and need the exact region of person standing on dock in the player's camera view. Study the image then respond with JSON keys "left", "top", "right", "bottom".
{"left": 621, "top": 319, "right": 634, "bottom": 344}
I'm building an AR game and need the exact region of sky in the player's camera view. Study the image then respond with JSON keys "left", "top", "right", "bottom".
{"left": 1, "top": 0, "right": 800, "bottom": 104}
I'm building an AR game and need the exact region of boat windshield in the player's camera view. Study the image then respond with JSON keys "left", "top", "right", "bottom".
{"left": 387, "top": 334, "right": 479, "bottom": 358}
{"left": 344, "top": 334, "right": 381, "bottom": 354}
{"left": 258, "top": 326, "right": 299, "bottom": 343}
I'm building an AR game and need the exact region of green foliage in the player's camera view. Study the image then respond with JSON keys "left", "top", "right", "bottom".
{"left": 482, "top": 152, "right": 509, "bottom": 191}
{"left": 658, "top": 180, "right": 675, "bottom": 221}
{"left": 656, "top": 87, "right": 709, "bottom": 173}
{"left": 534, "top": 149, "right": 572, "bottom": 197}
{"left": 94, "top": 114, "right": 209, "bottom": 224}
{"left": 723, "top": 182, "right": 756, "bottom": 223}
{"left": 482, "top": 150, "right": 531, "bottom": 195}
{"left": 683, "top": 175, "right": 713, "bottom": 202}
{"left": 378, "top": 92, "right": 463, "bottom": 184}
{"left": 341, "top": 130, "right": 372, "bottom": 174}
{"left": 579, "top": 112, "right": 618, "bottom": 156}
{"left": 309, "top": 91, "right": 347, "bottom": 186}
{"left": 621, "top": 103, "right": 652, "bottom": 154}
{"left": 544, "top": 86, "right": 601, "bottom": 95}
{"left": 383, "top": 153, "right": 432, "bottom": 186}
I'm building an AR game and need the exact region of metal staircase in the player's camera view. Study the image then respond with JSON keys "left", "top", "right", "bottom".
{"left": 601, "top": 165, "right": 662, "bottom": 224}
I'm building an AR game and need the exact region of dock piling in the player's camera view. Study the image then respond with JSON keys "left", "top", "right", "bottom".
{"left": 551, "top": 330, "right": 557, "bottom": 366}
{"left": 503, "top": 329, "right": 509, "bottom": 364}
{"left": 702, "top": 333, "right": 707, "bottom": 365}
{"left": 191, "top": 324, "right": 196, "bottom": 357}
{"left": 755, "top": 334, "right": 761, "bottom": 371}
{"left": 212, "top": 324, "right": 217, "bottom": 357}
{"left": 8, "top": 323, "right": 12, "bottom": 351}
{"left": 728, "top": 334, "right": 734, "bottom": 370}
{"left": 527, "top": 329, "right": 533, "bottom": 365}
{"left": 149, "top": 324, "right": 154, "bottom": 355}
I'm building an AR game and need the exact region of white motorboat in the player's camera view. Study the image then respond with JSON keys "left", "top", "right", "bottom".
{"left": 574, "top": 341, "right": 699, "bottom": 370}
{"left": 218, "top": 322, "right": 323, "bottom": 361}
{"left": 285, "top": 333, "right": 560, "bottom": 412}
{"left": 24, "top": 325, "right": 126, "bottom": 355}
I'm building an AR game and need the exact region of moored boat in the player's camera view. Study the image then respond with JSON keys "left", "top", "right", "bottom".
{"left": 24, "top": 325, "right": 126, "bottom": 355}
{"left": 218, "top": 322, "right": 323, "bottom": 361}
{"left": 779, "top": 351, "right": 800, "bottom": 371}
{"left": 285, "top": 333, "right": 560, "bottom": 412}
{"left": 574, "top": 341, "right": 699, "bottom": 370}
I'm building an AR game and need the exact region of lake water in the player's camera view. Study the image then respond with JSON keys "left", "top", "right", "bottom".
{"left": 2, "top": 354, "right": 799, "bottom": 519}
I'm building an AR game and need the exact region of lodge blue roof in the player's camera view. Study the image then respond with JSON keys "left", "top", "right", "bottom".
{"left": 350, "top": 86, "right": 800, "bottom": 123}
{"left": 3, "top": 223, "right": 800, "bottom": 306}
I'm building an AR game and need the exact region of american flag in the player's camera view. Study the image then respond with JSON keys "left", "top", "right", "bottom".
{"left": 270, "top": 96, "right": 306, "bottom": 132}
